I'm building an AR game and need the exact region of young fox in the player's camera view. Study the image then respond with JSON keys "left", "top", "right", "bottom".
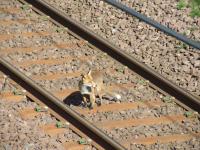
{"left": 79, "top": 70, "right": 121, "bottom": 109}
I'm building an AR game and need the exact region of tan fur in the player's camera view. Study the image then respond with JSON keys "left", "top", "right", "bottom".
{"left": 79, "top": 70, "right": 121, "bottom": 109}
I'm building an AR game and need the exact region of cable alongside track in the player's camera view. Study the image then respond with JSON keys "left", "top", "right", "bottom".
{"left": 1, "top": 0, "right": 200, "bottom": 149}
{"left": 105, "top": 0, "right": 200, "bottom": 50}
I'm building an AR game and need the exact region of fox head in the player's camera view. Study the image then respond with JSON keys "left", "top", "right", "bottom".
{"left": 80, "top": 70, "right": 94, "bottom": 95}
{"left": 81, "top": 70, "right": 93, "bottom": 84}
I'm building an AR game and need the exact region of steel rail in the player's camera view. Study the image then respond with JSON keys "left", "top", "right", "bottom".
{"left": 22, "top": 0, "right": 200, "bottom": 114}
{"left": 105, "top": 0, "right": 200, "bottom": 50}
{"left": 0, "top": 58, "right": 125, "bottom": 150}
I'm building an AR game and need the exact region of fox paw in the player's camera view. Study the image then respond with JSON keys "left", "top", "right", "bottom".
{"left": 88, "top": 103, "right": 94, "bottom": 109}
{"left": 96, "top": 101, "right": 101, "bottom": 106}
{"left": 81, "top": 102, "right": 87, "bottom": 108}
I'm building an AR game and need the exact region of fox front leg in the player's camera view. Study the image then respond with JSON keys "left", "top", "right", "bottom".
{"left": 82, "top": 96, "right": 88, "bottom": 107}
{"left": 89, "top": 93, "right": 96, "bottom": 109}
{"left": 93, "top": 86, "right": 102, "bottom": 106}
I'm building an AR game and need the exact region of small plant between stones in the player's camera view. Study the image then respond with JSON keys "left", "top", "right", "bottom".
{"left": 162, "top": 96, "right": 174, "bottom": 103}
{"left": 56, "top": 121, "right": 67, "bottom": 128}
{"left": 137, "top": 79, "right": 146, "bottom": 85}
{"left": 190, "top": 0, "right": 200, "bottom": 17}
{"left": 99, "top": 52, "right": 107, "bottom": 59}
{"left": 177, "top": 42, "right": 188, "bottom": 50}
{"left": 188, "top": 26, "right": 199, "bottom": 32}
{"left": 20, "top": 4, "right": 30, "bottom": 10}
{"left": 177, "top": 0, "right": 200, "bottom": 17}
{"left": 54, "top": 27, "right": 65, "bottom": 33}
{"left": 34, "top": 106, "right": 48, "bottom": 112}
{"left": 40, "top": 15, "right": 50, "bottom": 21}
{"left": 184, "top": 111, "right": 198, "bottom": 118}
{"left": 177, "top": 0, "right": 187, "bottom": 9}
{"left": 0, "top": 76, "right": 8, "bottom": 93}
{"left": 78, "top": 138, "right": 92, "bottom": 145}
{"left": 13, "top": 88, "right": 24, "bottom": 95}
{"left": 78, "top": 138, "right": 88, "bottom": 145}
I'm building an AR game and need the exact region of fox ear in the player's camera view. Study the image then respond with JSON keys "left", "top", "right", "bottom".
{"left": 88, "top": 70, "right": 92, "bottom": 76}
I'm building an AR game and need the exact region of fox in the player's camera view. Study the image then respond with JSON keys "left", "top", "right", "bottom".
{"left": 79, "top": 70, "right": 121, "bottom": 109}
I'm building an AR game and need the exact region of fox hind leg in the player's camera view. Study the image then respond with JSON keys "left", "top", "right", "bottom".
{"left": 97, "top": 93, "right": 103, "bottom": 106}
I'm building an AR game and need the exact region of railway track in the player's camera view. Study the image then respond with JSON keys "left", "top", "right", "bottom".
{"left": 1, "top": 0, "right": 200, "bottom": 149}
{"left": 47, "top": 0, "right": 200, "bottom": 97}
{"left": 0, "top": 73, "right": 101, "bottom": 150}
{"left": 0, "top": 72, "right": 93, "bottom": 150}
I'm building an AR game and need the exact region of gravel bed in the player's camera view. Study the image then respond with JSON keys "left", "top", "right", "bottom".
{"left": 5, "top": 44, "right": 96, "bottom": 62}
{"left": 0, "top": 3, "right": 39, "bottom": 20}
{"left": 0, "top": 34, "right": 70, "bottom": 50}
{"left": 84, "top": 104, "right": 185, "bottom": 122}
{"left": 129, "top": 139, "right": 200, "bottom": 150}
{"left": 48, "top": 0, "right": 200, "bottom": 97}
{"left": 20, "top": 63, "right": 83, "bottom": 76}
{"left": 13, "top": 100, "right": 58, "bottom": 124}
{"left": 0, "top": 0, "right": 22, "bottom": 7}
{"left": 1, "top": 1, "right": 200, "bottom": 149}
{"left": 0, "top": 72, "right": 88, "bottom": 149}
{"left": 0, "top": 5, "right": 54, "bottom": 26}
{"left": 0, "top": 98, "right": 89, "bottom": 149}
{"left": 0, "top": 19, "right": 54, "bottom": 34}
{"left": 0, "top": 7, "right": 74, "bottom": 50}
{"left": 102, "top": 120, "right": 200, "bottom": 140}
{"left": 0, "top": 98, "right": 66, "bottom": 150}
{"left": 118, "top": 0, "right": 200, "bottom": 41}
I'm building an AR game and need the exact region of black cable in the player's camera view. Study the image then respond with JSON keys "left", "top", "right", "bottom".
{"left": 105, "top": 0, "right": 200, "bottom": 50}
